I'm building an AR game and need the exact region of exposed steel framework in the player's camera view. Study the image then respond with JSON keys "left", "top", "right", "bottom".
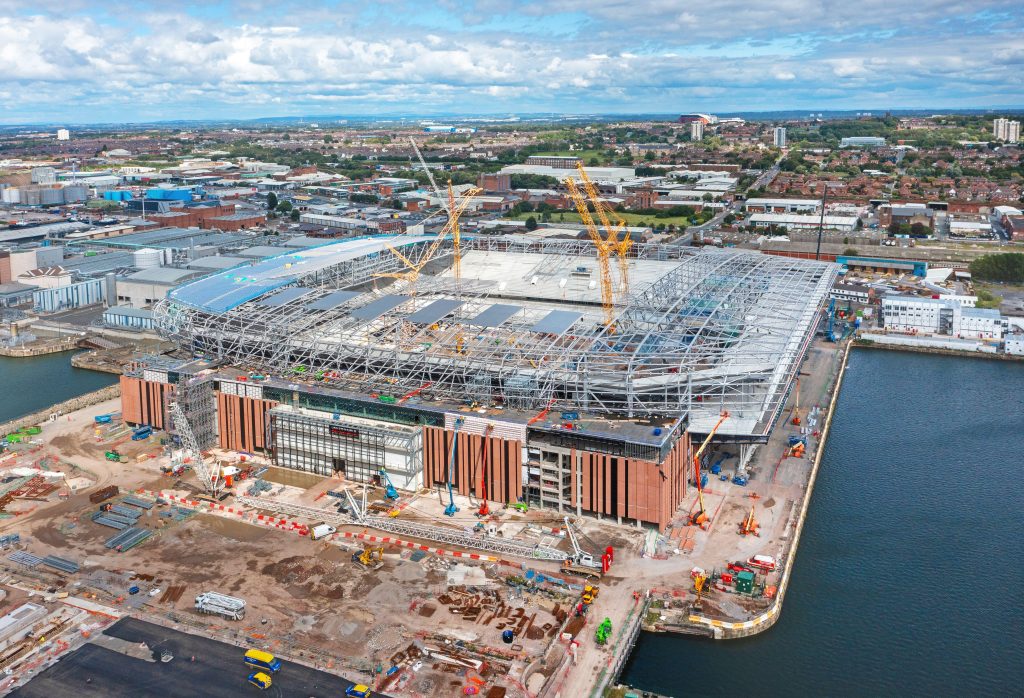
{"left": 155, "top": 236, "right": 837, "bottom": 439}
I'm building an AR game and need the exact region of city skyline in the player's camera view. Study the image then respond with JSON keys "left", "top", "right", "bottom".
{"left": 1, "top": 0, "right": 1022, "bottom": 124}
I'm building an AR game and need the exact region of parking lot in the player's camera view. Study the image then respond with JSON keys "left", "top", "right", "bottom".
{"left": 12, "top": 618, "right": 367, "bottom": 698}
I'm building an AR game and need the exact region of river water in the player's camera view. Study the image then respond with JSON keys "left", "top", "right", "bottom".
{"left": 621, "top": 349, "right": 1024, "bottom": 696}
{"left": 0, "top": 351, "right": 117, "bottom": 424}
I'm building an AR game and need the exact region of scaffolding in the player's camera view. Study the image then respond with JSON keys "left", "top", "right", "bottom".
{"left": 155, "top": 237, "right": 838, "bottom": 440}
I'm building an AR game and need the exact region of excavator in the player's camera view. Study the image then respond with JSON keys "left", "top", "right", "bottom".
{"left": 690, "top": 411, "right": 729, "bottom": 527}
{"left": 739, "top": 505, "right": 760, "bottom": 536}
{"left": 352, "top": 546, "right": 385, "bottom": 569}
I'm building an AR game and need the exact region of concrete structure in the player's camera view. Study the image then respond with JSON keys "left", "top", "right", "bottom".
{"left": 879, "top": 203, "right": 935, "bottom": 231}
{"left": 102, "top": 305, "right": 157, "bottom": 330}
{"left": 830, "top": 283, "right": 871, "bottom": 304}
{"left": 773, "top": 127, "right": 787, "bottom": 148}
{"left": 524, "top": 156, "right": 581, "bottom": 169}
{"left": 0, "top": 282, "right": 34, "bottom": 307}
{"left": 1005, "top": 334, "right": 1024, "bottom": 356}
{"left": 690, "top": 121, "right": 705, "bottom": 141}
{"left": 749, "top": 213, "right": 858, "bottom": 232}
{"left": 17, "top": 266, "right": 72, "bottom": 290}
{"left": 56, "top": 128, "right": 70, "bottom": 141}
{"left": 121, "top": 237, "right": 836, "bottom": 530}
{"left": 836, "top": 255, "right": 928, "bottom": 277}
{"left": 993, "top": 118, "right": 1021, "bottom": 143}
{"left": 839, "top": 136, "right": 886, "bottom": 148}
{"left": 32, "top": 278, "right": 106, "bottom": 312}
{"left": 115, "top": 267, "right": 201, "bottom": 308}
{"left": 744, "top": 198, "right": 820, "bottom": 214}
{"left": 881, "top": 296, "right": 1007, "bottom": 339}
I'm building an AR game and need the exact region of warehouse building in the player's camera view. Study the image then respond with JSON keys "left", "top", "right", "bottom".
{"left": 881, "top": 296, "right": 1007, "bottom": 339}
{"left": 120, "top": 236, "right": 836, "bottom": 530}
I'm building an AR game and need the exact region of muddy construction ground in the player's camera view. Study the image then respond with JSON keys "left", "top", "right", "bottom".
{"left": 0, "top": 398, "right": 637, "bottom": 697}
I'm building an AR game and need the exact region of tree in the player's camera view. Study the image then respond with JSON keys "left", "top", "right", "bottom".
{"left": 524, "top": 216, "right": 538, "bottom": 231}
{"left": 702, "top": 193, "right": 714, "bottom": 202}
{"left": 969, "top": 253, "right": 1024, "bottom": 282}
{"left": 289, "top": 209, "right": 300, "bottom": 221}
{"left": 843, "top": 247, "right": 859, "bottom": 256}
{"left": 723, "top": 214, "right": 736, "bottom": 225}
{"left": 324, "top": 134, "right": 334, "bottom": 144}
{"left": 266, "top": 192, "right": 278, "bottom": 211}
{"left": 276, "top": 200, "right": 293, "bottom": 213}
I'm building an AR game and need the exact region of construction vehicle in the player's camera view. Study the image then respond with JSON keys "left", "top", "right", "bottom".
{"left": 443, "top": 418, "right": 463, "bottom": 516}
{"left": 582, "top": 584, "right": 599, "bottom": 605}
{"left": 310, "top": 523, "right": 336, "bottom": 541}
{"left": 130, "top": 425, "right": 152, "bottom": 441}
{"left": 595, "top": 617, "right": 612, "bottom": 645}
{"left": 747, "top": 554, "right": 777, "bottom": 572}
{"left": 352, "top": 546, "right": 385, "bottom": 568}
{"left": 474, "top": 424, "right": 495, "bottom": 516}
{"left": 194, "top": 591, "right": 246, "bottom": 621}
{"left": 739, "top": 505, "right": 760, "bottom": 536}
{"left": 561, "top": 559, "right": 603, "bottom": 580}
{"left": 379, "top": 468, "right": 399, "bottom": 501}
{"left": 104, "top": 450, "right": 123, "bottom": 462}
{"left": 692, "top": 571, "right": 709, "bottom": 612}
{"left": 690, "top": 412, "right": 730, "bottom": 527}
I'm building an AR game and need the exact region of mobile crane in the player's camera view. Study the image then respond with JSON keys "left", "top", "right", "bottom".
{"left": 443, "top": 418, "right": 463, "bottom": 516}
{"left": 379, "top": 468, "right": 399, "bottom": 501}
{"left": 560, "top": 516, "right": 604, "bottom": 579}
{"left": 691, "top": 411, "right": 729, "bottom": 527}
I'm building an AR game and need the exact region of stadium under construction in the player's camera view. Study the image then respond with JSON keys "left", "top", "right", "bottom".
{"left": 119, "top": 235, "right": 837, "bottom": 530}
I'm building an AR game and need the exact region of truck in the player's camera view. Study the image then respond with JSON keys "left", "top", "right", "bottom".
{"left": 105, "top": 450, "right": 124, "bottom": 462}
{"left": 309, "top": 524, "right": 336, "bottom": 541}
{"left": 747, "top": 554, "right": 777, "bottom": 572}
{"left": 194, "top": 591, "right": 246, "bottom": 620}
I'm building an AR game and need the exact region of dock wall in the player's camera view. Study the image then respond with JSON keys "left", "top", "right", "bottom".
{"left": 688, "top": 339, "right": 854, "bottom": 640}
{"left": 0, "top": 384, "right": 121, "bottom": 438}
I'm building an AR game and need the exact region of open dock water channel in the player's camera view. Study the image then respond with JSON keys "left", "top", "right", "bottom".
{"left": 621, "top": 349, "right": 1024, "bottom": 696}
{"left": 0, "top": 351, "right": 116, "bottom": 423}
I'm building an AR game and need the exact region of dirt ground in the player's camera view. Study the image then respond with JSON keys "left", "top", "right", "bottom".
{"left": 0, "top": 338, "right": 843, "bottom": 698}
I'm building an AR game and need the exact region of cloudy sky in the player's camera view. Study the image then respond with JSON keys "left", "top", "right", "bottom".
{"left": 1, "top": 0, "right": 1022, "bottom": 124}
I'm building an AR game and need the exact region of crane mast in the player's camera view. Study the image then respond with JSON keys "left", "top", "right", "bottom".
{"left": 565, "top": 177, "right": 616, "bottom": 331}
{"left": 576, "top": 164, "right": 632, "bottom": 297}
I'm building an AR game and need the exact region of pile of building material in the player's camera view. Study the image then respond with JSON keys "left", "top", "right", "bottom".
{"left": 105, "top": 527, "right": 152, "bottom": 552}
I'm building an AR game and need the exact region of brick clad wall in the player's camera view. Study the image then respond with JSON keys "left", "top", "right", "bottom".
{"left": 422, "top": 426, "right": 523, "bottom": 504}
{"left": 216, "top": 393, "right": 277, "bottom": 453}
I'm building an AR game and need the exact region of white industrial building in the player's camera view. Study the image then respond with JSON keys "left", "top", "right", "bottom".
{"left": 1005, "top": 334, "right": 1024, "bottom": 356}
{"left": 881, "top": 296, "right": 1007, "bottom": 339}
{"left": 749, "top": 213, "right": 859, "bottom": 232}
{"left": 115, "top": 267, "right": 201, "bottom": 308}
{"left": 744, "top": 198, "right": 820, "bottom": 214}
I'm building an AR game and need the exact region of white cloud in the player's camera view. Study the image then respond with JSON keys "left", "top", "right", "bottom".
{"left": 0, "top": 1, "right": 1020, "bottom": 122}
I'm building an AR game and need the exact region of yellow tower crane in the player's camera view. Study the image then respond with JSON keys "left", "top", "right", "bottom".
{"left": 565, "top": 177, "right": 616, "bottom": 331}
{"left": 690, "top": 411, "right": 730, "bottom": 527}
{"left": 575, "top": 164, "right": 633, "bottom": 298}
{"left": 374, "top": 186, "right": 480, "bottom": 294}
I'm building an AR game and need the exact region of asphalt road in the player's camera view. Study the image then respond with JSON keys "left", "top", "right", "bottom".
{"left": 11, "top": 618, "right": 367, "bottom": 698}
